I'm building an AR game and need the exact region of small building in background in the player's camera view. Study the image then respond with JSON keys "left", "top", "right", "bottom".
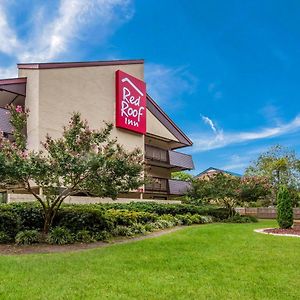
{"left": 196, "top": 167, "right": 242, "bottom": 180}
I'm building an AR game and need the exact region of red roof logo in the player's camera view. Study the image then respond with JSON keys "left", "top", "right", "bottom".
{"left": 115, "top": 70, "right": 146, "bottom": 134}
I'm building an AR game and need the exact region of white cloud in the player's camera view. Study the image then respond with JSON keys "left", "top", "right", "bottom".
{"left": 201, "top": 115, "right": 217, "bottom": 133}
{"left": 0, "top": 0, "right": 134, "bottom": 76}
{"left": 0, "top": 65, "right": 18, "bottom": 78}
{"left": 145, "top": 63, "right": 198, "bottom": 104}
{"left": 191, "top": 114, "right": 300, "bottom": 152}
{"left": 0, "top": 2, "right": 19, "bottom": 55}
{"left": 220, "top": 154, "right": 248, "bottom": 171}
{"left": 19, "top": 0, "right": 134, "bottom": 62}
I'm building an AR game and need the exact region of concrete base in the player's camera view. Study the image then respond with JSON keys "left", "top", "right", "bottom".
{"left": 7, "top": 193, "right": 182, "bottom": 205}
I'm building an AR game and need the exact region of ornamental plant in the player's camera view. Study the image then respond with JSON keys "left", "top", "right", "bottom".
{"left": 0, "top": 105, "right": 144, "bottom": 233}
{"left": 276, "top": 185, "right": 293, "bottom": 229}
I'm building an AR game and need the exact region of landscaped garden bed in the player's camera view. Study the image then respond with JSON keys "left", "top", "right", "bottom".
{"left": 0, "top": 202, "right": 257, "bottom": 251}
{"left": 255, "top": 227, "right": 300, "bottom": 237}
{"left": 0, "top": 226, "right": 183, "bottom": 255}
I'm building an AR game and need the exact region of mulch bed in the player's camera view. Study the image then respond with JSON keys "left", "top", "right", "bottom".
{"left": 263, "top": 228, "right": 300, "bottom": 236}
{"left": 0, "top": 226, "right": 184, "bottom": 256}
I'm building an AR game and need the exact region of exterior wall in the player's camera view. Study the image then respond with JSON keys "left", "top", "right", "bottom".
{"left": 20, "top": 64, "right": 145, "bottom": 152}
{"left": 7, "top": 193, "right": 181, "bottom": 204}
{"left": 19, "top": 69, "right": 40, "bottom": 150}
{"left": 145, "top": 135, "right": 170, "bottom": 150}
{"left": 146, "top": 110, "right": 179, "bottom": 142}
{"left": 147, "top": 165, "right": 171, "bottom": 179}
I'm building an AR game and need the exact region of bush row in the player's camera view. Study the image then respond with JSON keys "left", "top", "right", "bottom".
{"left": 0, "top": 202, "right": 215, "bottom": 245}
{"left": 97, "top": 202, "right": 231, "bottom": 220}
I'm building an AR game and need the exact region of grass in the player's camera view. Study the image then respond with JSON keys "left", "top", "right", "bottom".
{"left": 0, "top": 220, "right": 300, "bottom": 300}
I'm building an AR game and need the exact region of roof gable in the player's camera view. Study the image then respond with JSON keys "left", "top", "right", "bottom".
{"left": 146, "top": 94, "right": 192, "bottom": 147}
{"left": 196, "top": 167, "right": 242, "bottom": 177}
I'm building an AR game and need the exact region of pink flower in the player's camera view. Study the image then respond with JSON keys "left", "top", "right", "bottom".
{"left": 16, "top": 105, "right": 23, "bottom": 113}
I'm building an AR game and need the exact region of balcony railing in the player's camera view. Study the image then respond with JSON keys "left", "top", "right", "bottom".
{"left": 168, "top": 179, "right": 191, "bottom": 195}
{"left": 145, "top": 177, "right": 168, "bottom": 192}
{"left": 145, "top": 145, "right": 168, "bottom": 163}
{"left": 145, "top": 177, "right": 191, "bottom": 195}
{"left": 145, "top": 145, "right": 194, "bottom": 170}
{"left": 0, "top": 108, "right": 12, "bottom": 134}
{"left": 168, "top": 150, "right": 194, "bottom": 170}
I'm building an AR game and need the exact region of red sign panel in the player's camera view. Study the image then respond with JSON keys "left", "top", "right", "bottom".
{"left": 116, "top": 70, "right": 146, "bottom": 134}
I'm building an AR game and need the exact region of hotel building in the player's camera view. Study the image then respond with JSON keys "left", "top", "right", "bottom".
{"left": 0, "top": 59, "right": 194, "bottom": 200}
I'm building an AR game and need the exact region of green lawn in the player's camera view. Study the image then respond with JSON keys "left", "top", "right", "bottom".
{"left": 0, "top": 220, "right": 299, "bottom": 300}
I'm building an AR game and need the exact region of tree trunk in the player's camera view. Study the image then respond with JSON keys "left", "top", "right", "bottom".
{"left": 43, "top": 208, "right": 55, "bottom": 234}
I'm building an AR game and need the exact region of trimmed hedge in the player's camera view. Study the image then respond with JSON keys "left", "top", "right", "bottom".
{"left": 0, "top": 202, "right": 240, "bottom": 244}
{"left": 0, "top": 202, "right": 43, "bottom": 231}
{"left": 0, "top": 210, "right": 20, "bottom": 240}
{"left": 97, "top": 202, "right": 231, "bottom": 220}
{"left": 55, "top": 206, "right": 111, "bottom": 233}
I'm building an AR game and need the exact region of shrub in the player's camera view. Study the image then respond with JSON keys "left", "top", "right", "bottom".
{"left": 76, "top": 230, "right": 95, "bottom": 243}
{"left": 47, "top": 227, "right": 74, "bottom": 245}
{"left": 99, "top": 202, "right": 230, "bottom": 220}
{"left": 15, "top": 230, "right": 40, "bottom": 245}
{"left": 200, "top": 216, "right": 214, "bottom": 224}
{"left": 144, "top": 223, "right": 156, "bottom": 232}
{"left": 55, "top": 206, "right": 112, "bottom": 233}
{"left": 0, "top": 210, "right": 20, "bottom": 239}
{"left": 225, "top": 215, "right": 258, "bottom": 223}
{"left": 160, "top": 214, "right": 180, "bottom": 226}
{"left": 106, "top": 209, "right": 158, "bottom": 226}
{"left": 176, "top": 214, "right": 193, "bottom": 225}
{"left": 0, "top": 231, "right": 11, "bottom": 244}
{"left": 154, "top": 220, "right": 174, "bottom": 229}
{"left": 94, "top": 230, "right": 111, "bottom": 241}
{"left": 7, "top": 203, "right": 44, "bottom": 230}
{"left": 111, "top": 226, "right": 134, "bottom": 237}
{"left": 130, "top": 223, "right": 147, "bottom": 235}
{"left": 277, "top": 185, "right": 293, "bottom": 229}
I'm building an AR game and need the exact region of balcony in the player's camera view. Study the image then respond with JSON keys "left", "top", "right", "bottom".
{"left": 0, "top": 108, "right": 12, "bottom": 134}
{"left": 168, "top": 179, "right": 191, "bottom": 195}
{"left": 145, "top": 177, "right": 191, "bottom": 195}
{"left": 145, "top": 145, "right": 194, "bottom": 171}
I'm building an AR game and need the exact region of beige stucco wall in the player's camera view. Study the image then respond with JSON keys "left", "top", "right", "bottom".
{"left": 146, "top": 110, "right": 179, "bottom": 142}
{"left": 147, "top": 165, "right": 171, "bottom": 179}
{"left": 20, "top": 63, "right": 184, "bottom": 155}
{"left": 19, "top": 69, "right": 40, "bottom": 150}
{"left": 7, "top": 193, "right": 181, "bottom": 204}
{"left": 20, "top": 63, "right": 145, "bottom": 152}
{"left": 145, "top": 135, "right": 170, "bottom": 150}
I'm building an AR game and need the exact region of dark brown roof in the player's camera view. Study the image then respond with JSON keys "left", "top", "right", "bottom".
{"left": 0, "top": 77, "right": 27, "bottom": 96}
{"left": 146, "top": 94, "right": 193, "bottom": 147}
{"left": 18, "top": 59, "right": 144, "bottom": 70}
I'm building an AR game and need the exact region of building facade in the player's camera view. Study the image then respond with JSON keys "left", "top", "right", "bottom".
{"left": 196, "top": 167, "right": 241, "bottom": 180}
{"left": 0, "top": 59, "right": 194, "bottom": 200}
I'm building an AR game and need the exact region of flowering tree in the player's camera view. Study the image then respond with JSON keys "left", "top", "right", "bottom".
{"left": 187, "top": 173, "right": 240, "bottom": 215}
{"left": 0, "top": 105, "right": 144, "bottom": 233}
{"left": 238, "top": 176, "right": 272, "bottom": 204}
{"left": 187, "top": 173, "right": 271, "bottom": 213}
{"left": 246, "top": 145, "right": 300, "bottom": 189}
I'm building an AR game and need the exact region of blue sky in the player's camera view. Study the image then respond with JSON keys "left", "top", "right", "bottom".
{"left": 1, "top": 0, "right": 300, "bottom": 175}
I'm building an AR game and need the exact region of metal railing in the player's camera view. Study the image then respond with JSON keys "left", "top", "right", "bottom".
{"left": 145, "top": 177, "right": 191, "bottom": 195}
{"left": 145, "top": 145, "right": 168, "bottom": 163}
{"left": 145, "top": 145, "right": 194, "bottom": 170}
{"left": 168, "top": 179, "right": 191, "bottom": 195}
{"left": 145, "top": 177, "right": 168, "bottom": 192}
